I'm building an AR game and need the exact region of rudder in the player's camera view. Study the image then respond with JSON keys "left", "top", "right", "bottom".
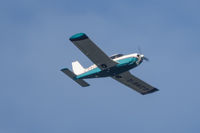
{"left": 72, "top": 61, "right": 85, "bottom": 75}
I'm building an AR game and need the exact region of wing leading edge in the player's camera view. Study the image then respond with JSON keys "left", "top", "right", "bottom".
{"left": 112, "top": 71, "right": 158, "bottom": 95}
{"left": 69, "top": 33, "right": 117, "bottom": 70}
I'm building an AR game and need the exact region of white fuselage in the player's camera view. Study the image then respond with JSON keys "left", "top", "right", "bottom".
{"left": 83, "top": 53, "right": 142, "bottom": 73}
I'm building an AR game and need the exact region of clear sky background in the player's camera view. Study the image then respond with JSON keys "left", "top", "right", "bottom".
{"left": 0, "top": 0, "right": 200, "bottom": 133}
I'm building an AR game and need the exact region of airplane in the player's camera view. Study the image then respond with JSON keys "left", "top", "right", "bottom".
{"left": 61, "top": 33, "right": 158, "bottom": 95}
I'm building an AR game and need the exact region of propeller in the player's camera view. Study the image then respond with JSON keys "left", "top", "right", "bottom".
{"left": 143, "top": 56, "right": 149, "bottom": 61}
{"left": 137, "top": 46, "right": 149, "bottom": 62}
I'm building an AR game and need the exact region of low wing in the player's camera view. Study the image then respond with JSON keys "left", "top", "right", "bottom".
{"left": 112, "top": 71, "right": 158, "bottom": 95}
{"left": 69, "top": 33, "right": 117, "bottom": 70}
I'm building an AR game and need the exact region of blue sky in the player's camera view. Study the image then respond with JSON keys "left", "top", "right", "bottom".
{"left": 0, "top": 0, "right": 200, "bottom": 133}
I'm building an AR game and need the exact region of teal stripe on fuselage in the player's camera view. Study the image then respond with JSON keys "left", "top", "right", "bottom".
{"left": 76, "top": 57, "right": 138, "bottom": 79}
{"left": 76, "top": 67, "right": 101, "bottom": 79}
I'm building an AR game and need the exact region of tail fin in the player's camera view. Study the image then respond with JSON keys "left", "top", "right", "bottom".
{"left": 72, "top": 61, "right": 85, "bottom": 75}
{"left": 61, "top": 68, "right": 89, "bottom": 87}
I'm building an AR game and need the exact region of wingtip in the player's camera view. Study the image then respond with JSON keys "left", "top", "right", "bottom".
{"left": 69, "top": 33, "right": 88, "bottom": 41}
{"left": 60, "top": 68, "right": 68, "bottom": 72}
{"left": 141, "top": 88, "right": 159, "bottom": 95}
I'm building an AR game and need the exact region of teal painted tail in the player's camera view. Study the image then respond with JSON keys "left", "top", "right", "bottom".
{"left": 61, "top": 68, "right": 89, "bottom": 87}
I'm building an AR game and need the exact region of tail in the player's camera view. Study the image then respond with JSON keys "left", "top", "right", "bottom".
{"left": 61, "top": 68, "right": 89, "bottom": 87}
{"left": 72, "top": 61, "right": 85, "bottom": 75}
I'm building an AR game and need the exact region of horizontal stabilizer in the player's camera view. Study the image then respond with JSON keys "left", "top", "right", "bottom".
{"left": 61, "top": 68, "right": 89, "bottom": 87}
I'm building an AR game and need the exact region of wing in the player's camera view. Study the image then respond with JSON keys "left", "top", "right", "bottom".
{"left": 69, "top": 33, "right": 117, "bottom": 70}
{"left": 112, "top": 71, "right": 158, "bottom": 95}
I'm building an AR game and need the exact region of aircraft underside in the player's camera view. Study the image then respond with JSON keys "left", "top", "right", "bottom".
{"left": 78, "top": 62, "right": 138, "bottom": 79}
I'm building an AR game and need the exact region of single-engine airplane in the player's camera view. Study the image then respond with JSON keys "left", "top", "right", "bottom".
{"left": 61, "top": 33, "right": 158, "bottom": 95}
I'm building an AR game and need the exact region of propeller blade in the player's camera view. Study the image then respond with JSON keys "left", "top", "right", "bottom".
{"left": 137, "top": 46, "right": 149, "bottom": 62}
{"left": 143, "top": 56, "right": 149, "bottom": 61}
{"left": 137, "top": 46, "right": 142, "bottom": 54}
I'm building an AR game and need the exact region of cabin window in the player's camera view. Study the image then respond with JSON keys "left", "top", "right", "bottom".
{"left": 110, "top": 54, "right": 124, "bottom": 59}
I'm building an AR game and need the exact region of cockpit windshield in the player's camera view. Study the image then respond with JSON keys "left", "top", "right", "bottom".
{"left": 110, "top": 54, "right": 124, "bottom": 59}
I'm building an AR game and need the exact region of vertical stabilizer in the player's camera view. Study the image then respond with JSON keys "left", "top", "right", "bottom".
{"left": 72, "top": 61, "right": 85, "bottom": 75}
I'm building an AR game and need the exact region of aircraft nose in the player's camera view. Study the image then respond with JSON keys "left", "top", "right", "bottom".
{"left": 136, "top": 54, "right": 144, "bottom": 58}
{"left": 136, "top": 54, "right": 149, "bottom": 62}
